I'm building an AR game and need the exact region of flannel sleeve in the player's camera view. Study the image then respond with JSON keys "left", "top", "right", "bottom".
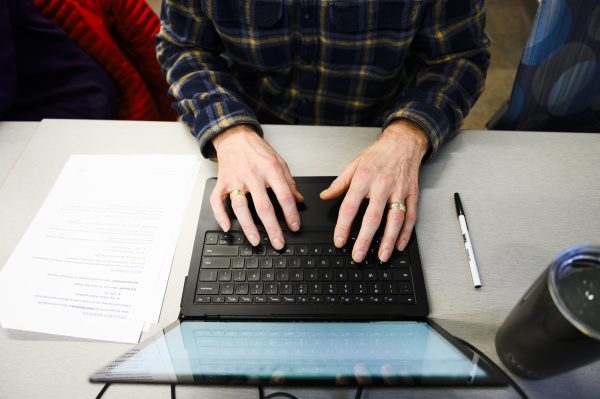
{"left": 155, "top": 0, "right": 262, "bottom": 158}
{"left": 383, "top": 0, "right": 490, "bottom": 158}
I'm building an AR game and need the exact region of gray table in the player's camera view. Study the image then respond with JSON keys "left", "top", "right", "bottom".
{"left": 0, "top": 119, "right": 598, "bottom": 399}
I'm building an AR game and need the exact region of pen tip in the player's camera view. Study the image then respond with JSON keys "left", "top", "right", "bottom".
{"left": 475, "top": 284, "right": 482, "bottom": 289}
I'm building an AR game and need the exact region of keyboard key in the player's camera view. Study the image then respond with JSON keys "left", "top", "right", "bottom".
{"left": 311, "top": 296, "right": 323, "bottom": 303}
{"left": 354, "top": 296, "right": 367, "bottom": 304}
{"left": 383, "top": 296, "right": 396, "bottom": 303}
{"left": 393, "top": 270, "right": 411, "bottom": 281}
{"left": 268, "top": 296, "right": 281, "bottom": 303}
{"left": 289, "top": 257, "right": 302, "bottom": 268}
{"left": 390, "top": 256, "right": 410, "bottom": 268}
{"left": 204, "top": 233, "right": 218, "bottom": 245}
{"left": 267, "top": 247, "right": 282, "bottom": 256}
{"left": 354, "top": 283, "right": 367, "bottom": 295}
{"left": 302, "top": 257, "right": 316, "bottom": 268}
{"left": 317, "top": 257, "right": 329, "bottom": 268}
{"left": 231, "top": 258, "right": 244, "bottom": 269}
{"left": 218, "top": 270, "right": 232, "bottom": 281}
{"left": 279, "top": 283, "right": 293, "bottom": 295}
{"left": 254, "top": 296, "right": 267, "bottom": 303}
{"left": 340, "top": 296, "right": 352, "bottom": 304}
{"left": 221, "top": 283, "right": 234, "bottom": 295}
{"left": 274, "top": 258, "right": 287, "bottom": 268}
{"left": 296, "top": 296, "right": 309, "bottom": 303}
{"left": 398, "top": 283, "right": 413, "bottom": 294}
{"left": 339, "top": 283, "right": 352, "bottom": 295}
{"left": 240, "top": 244, "right": 254, "bottom": 256}
{"left": 253, "top": 244, "right": 267, "bottom": 256}
{"left": 195, "top": 295, "right": 211, "bottom": 303}
{"left": 250, "top": 283, "right": 263, "bottom": 295}
{"left": 369, "top": 296, "right": 381, "bottom": 304}
{"left": 197, "top": 283, "right": 219, "bottom": 295}
{"left": 364, "top": 271, "right": 377, "bottom": 281}
{"left": 334, "top": 270, "right": 348, "bottom": 281}
{"left": 240, "top": 296, "right": 253, "bottom": 303}
{"left": 235, "top": 283, "right": 249, "bottom": 295}
{"left": 276, "top": 270, "right": 290, "bottom": 281}
{"left": 306, "top": 271, "right": 318, "bottom": 281}
{"left": 384, "top": 282, "right": 397, "bottom": 294}
{"left": 310, "top": 244, "right": 322, "bottom": 255}
{"left": 398, "top": 295, "right": 415, "bottom": 304}
{"left": 248, "top": 270, "right": 260, "bottom": 282}
{"left": 219, "top": 232, "right": 232, "bottom": 244}
{"left": 294, "top": 283, "right": 307, "bottom": 294}
{"left": 261, "top": 270, "right": 275, "bottom": 281}
{"left": 309, "top": 283, "right": 322, "bottom": 294}
{"left": 332, "top": 258, "right": 345, "bottom": 268}
{"left": 282, "top": 296, "right": 295, "bottom": 303}
{"left": 231, "top": 232, "right": 245, "bottom": 245}
{"left": 282, "top": 245, "right": 294, "bottom": 256}
{"left": 370, "top": 283, "right": 382, "bottom": 295}
{"left": 379, "top": 270, "right": 392, "bottom": 280}
{"left": 325, "top": 283, "right": 336, "bottom": 295}
{"left": 295, "top": 245, "right": 308, "bottom": 255}
{"left": 290, "top": 271, "right": 304, "bottom": 281}
{"left": 319, "top": 270, "right": 332, "bottom": 281}
{"left": 213, "top": 295, "right": 225, "bottom": 303}
{"left": 265, "top": 283, "right": 277, "bottom": 295}
{"left": 325, "top": 296, "right": 338, "bottom": 303}
{"left": 203, "top": 245, "right": 238, "bottom": 256}
{"left": 349, "top": 270, "right": 362, "bottom": 281}
{"left": 201, "top": 257, "right": 230, "bottom": 269}
{"left": 226, "top": 296, "right": 238, "bottom": 303}
{"left": 324, "top": 244, "right": 336, "bottom": 255}
{"left": 199, "top": 270, "right": 218, "bottom": 282}
{"left": 259, "top": 258, "right": 272, "bottom": 268}
{"left": 245, "top": 258, "right": 258, "bottom": 269}
{"left": 233, "top": 270, "right": 246, "bottom": 282}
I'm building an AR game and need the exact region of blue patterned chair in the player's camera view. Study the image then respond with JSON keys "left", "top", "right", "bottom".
{"left": 487, "top": 0, "right": 600, "bottom": 132}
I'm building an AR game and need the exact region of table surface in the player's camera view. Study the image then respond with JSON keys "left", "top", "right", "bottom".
{"left": 0, "top": 120, "right": 598, "bottom": 399}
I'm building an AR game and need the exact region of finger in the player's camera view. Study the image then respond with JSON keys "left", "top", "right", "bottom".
{"left": 248, "top": 183, "right": 285, "bottom": 250}
{"left": 267, "top": 171, "right": 302, "bottom": 232}
{"left": 396, "top": 193, "right": 418, "bottom": 251}
{"left": 379, "top": 196, "right": 406, "bottom": 262}
{"left": 320, "top": 158, "right": 359, "bottom": 200}
{"left": 229, "top": 190, "right": 261, "bottom": 246}
{"left": 209, "top": 183, "right": 231, "bottom": 232}
{"left": 353, "top": 363, "right": 372, "bottom": 386}
{"left": 332, "top": 182, "right": 367, "bottom": 248}
{"left": 279, "top": 158, "right": 304, "bottom": 202}
{"left": 353, "top": 186, "right": 388, "bottom": 262}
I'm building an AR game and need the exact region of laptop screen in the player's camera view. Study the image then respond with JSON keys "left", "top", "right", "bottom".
{"left": 90, "top": 320, "right": 506, "bottom": 386}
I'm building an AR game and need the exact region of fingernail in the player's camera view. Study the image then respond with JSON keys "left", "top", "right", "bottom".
{"left": 272, "top": 237, "right": 283, "bottom": 249}
{"left": 353, "top": 250, "right": 365, "bottom": 262}
{"left": 380, "top": 249, "right": 390, "bottom": 262}
{"left": 335, "top": 236, "right": 344, "bottom": 247}
{"left": 399, "top": 239, "right": 407, "bottom": 251}
{"left": 248, "top": 235, "right": 259, "bottom": 246}
{"left": 291, "top": 221, "right": 300, "bottom": 231}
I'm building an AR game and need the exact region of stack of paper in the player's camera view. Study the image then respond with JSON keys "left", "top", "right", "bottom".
{"left": 0, "top": 155, "right": 198, "bottom": 343}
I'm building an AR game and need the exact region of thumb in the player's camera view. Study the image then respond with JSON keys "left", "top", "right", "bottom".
{"left": 320, "top": 158, "right": 359, "bottom": 199}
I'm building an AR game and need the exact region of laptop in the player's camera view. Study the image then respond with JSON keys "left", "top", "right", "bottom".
{"left": 90, "top": 177, "right": 508, "bottom": 388}
{"left": 180, "top": 176, "right": 428, "bottom": 320}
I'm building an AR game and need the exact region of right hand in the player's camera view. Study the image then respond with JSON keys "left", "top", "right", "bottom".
{"left": 210, "top": 124, "right": 303, "bottom": 249}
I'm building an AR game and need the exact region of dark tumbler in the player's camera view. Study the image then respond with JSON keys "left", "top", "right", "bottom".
{"left": 495, "top": 245, "right": 600, "bottom": 379}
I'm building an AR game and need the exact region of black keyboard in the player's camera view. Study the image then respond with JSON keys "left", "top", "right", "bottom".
{"left": 195, "top": 231, "right": 415, "bottom": 305}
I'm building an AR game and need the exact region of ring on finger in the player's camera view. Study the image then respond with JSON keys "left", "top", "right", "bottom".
{"left": 229, "top": 188, "right": 246, "bottom": 200}
{"left": 388, "top": 202, "right": 406, "bottom": 213}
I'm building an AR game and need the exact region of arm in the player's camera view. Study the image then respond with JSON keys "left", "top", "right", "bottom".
{"left": 155, "top": 0, "right": 262, "bottom": 158}
{"left": 0, "top": 0, "right": 17, "bottom": 119}
{"left": 383, "top": 0, "right": 491, "bottom": 158}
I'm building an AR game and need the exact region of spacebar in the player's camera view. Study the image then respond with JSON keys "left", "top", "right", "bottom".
{"left": 280, "top": 232, "right": 334, "bottom": 244}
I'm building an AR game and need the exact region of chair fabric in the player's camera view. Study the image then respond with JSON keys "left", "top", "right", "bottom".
{"left": 35, "top": 0, "right": 178, "bottom": 121}
{"left": 490, "top": 0, "right": 600, "bottom": 132}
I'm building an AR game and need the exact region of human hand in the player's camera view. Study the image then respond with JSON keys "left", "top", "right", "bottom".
{"left": 210, "top": 124, "right": 303, "bottom": 249}
{"left": 320, "top": 119, "right": 429, "bottom": 263}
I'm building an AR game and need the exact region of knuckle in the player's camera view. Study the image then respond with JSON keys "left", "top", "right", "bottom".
{"left": 380, "top": 174, "right": 395, "bottom": 187}
{"left": 231, "top": 199, "right": 245, "bottom": 212}
{"left": 364, "top": 210, "right": 383, "bottom": 223}
{"left": 355, "top": 237, "right": 372, "bottom": 249}
{"left": 278, "top": 191, "right": 295, "bottom": 205}
{"left": 254, "top": 199, "right": 272, "bottom": 213}
{"left": 335, "top": 224, "right": 350, "bottom": 236}
{"left": 389, "top": 211, "right": 405, "bottom": 223}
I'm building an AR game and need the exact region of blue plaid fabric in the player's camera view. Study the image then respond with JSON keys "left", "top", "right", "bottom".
{"left": 156, "top": 0, "right": 490, "bottom": 158}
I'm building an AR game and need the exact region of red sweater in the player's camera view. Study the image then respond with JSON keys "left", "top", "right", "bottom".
{"left": 35, "top": 0, "right": 177, "bottom": 121}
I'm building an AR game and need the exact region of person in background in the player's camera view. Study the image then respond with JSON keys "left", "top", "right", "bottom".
{"left": 0, "top": 0, "right": 118, "bottom": 120}
{"left": 156, "top": 1, "right": 490, "bottom": 263}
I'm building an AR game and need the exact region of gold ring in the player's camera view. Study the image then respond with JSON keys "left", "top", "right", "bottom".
{"left": 389, "top": 202, "right": 406, "bottom": 212}
{"left": 228, "top": 189, "right": 246, "bottom": 200}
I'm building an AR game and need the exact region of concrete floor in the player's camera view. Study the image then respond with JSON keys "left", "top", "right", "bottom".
{"left": 147, "top": 0, "right": 532, "bottom": 130}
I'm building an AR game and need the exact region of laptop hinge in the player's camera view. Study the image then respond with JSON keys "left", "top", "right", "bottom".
{"left": 205, "top": 314, "right": 220, "bottom": 319}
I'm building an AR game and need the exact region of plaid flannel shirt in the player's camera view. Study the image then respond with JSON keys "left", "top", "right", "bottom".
{"left": 156, "top": 0, "right": 490, "bottom": 158}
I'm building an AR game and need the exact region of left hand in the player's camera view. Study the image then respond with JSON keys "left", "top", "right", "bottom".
{"left": 320, "top": 119, "right": 430, "bottom": 263}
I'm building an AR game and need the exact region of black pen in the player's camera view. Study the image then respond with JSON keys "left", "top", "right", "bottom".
{"left": 454, "top": 193, "right": 482, "bottom": 288}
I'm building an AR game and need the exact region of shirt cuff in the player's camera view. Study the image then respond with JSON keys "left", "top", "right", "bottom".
{"left": 195, "top": 111, "right": 263, "bottom": 159}
{"left": 382, "top": 101, "right": 451, "bottom": 160}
